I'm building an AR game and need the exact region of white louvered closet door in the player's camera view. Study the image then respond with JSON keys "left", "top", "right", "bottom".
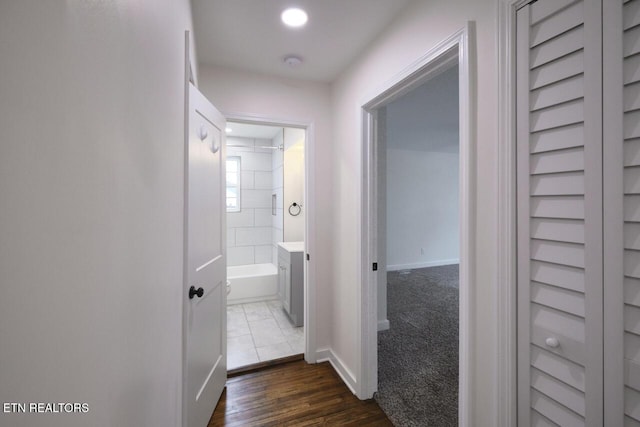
{"left": 516, "top": 0, "right": 603, "bottom": 426}
{"left": 603, "top": 0, "right": 640, "bottom": 424}
{"left": 621, "top": 1, "right": 640, "bottom": 423}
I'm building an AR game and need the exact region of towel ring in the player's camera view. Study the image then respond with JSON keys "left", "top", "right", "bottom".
{"left": 288, "top": 202, "right": 302, "bottom": 216}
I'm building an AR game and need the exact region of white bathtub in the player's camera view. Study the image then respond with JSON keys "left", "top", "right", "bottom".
{"left": 227, "top": 263, "right": 278, "bottom": 305}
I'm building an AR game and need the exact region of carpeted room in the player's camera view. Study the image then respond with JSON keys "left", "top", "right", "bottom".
{"left": 374, "top": 64, "right": 460, "bottom": 426}
{"left": 375, "top": 264, "right": 459, "bottom": 426}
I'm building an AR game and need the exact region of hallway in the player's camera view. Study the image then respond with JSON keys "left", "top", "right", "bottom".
{"left": 209, "top": 361, "right": 391, "bottom": 426}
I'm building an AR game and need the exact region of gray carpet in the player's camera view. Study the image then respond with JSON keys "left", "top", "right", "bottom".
{"left": 375, "top": 264, "right": 459, "bottom": 427}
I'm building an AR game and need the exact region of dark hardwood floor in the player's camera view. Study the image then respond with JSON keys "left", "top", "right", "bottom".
{"left": 208, "top": 360, "right": 393, "bottom": 426}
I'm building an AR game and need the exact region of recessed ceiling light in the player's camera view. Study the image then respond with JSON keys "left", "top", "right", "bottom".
{"left": 281, "top": 8, "right": 308, "bottom": 28}
{"left": 283, "top": 55, "right": 303, "bottom": 67}
{"left": 225, "top": 127, "right": 232, "bottom": 133}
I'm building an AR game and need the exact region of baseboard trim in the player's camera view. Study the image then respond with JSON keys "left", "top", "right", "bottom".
{"left": 377, "top": 319, "right": 390, "bottom": 331}
{"left": 316, "top": 348, "right": 357, "bottom": 395}
{"left": 387, "top": 258, "right": 459, "bottom": 272}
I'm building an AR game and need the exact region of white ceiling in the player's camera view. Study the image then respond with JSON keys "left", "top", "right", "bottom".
{"left": 191, "top": 0, "right": 411, "bottom": 82}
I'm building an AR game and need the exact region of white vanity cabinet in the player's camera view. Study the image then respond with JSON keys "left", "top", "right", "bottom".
{"left": 277, "top": 242, "right": 304, "bottom": 327}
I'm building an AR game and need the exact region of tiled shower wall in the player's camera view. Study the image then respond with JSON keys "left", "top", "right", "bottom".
{"left": 227, "top": 136, "right": 275, "bottom": 266}
{"left": 271, "top": 130, "right": 284, "bottom": 266}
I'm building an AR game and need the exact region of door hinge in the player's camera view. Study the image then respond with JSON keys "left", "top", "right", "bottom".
{"left": 516, "top": 0, "right": 537, "bottom": 11}
{"left": 372, "top": 262, "right": 378, "bottom": 271}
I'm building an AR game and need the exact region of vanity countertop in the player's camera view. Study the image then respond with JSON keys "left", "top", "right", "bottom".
{"left": 277, "top": 241, "right": 304, "bottom": 253}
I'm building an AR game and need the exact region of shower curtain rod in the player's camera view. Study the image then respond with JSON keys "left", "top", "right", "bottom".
{"left": 227, "top": 143, "right": 283, "bottom": 150}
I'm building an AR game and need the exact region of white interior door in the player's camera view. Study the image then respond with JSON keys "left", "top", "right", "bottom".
{"left": 515, "top": 0, "right": 640, "bottom": 424}
{"left": 185, "top": 82, "right": 227, "bottom": 427}
{"left": 516, "top": 0, "right": 603, "bottom": 425}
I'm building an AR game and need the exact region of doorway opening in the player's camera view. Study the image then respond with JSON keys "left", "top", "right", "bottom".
{"left": 376, "top": 64, "right": 460, "bottom": 425}
{"left": 360, "top": 24, "right": 475, "bottom": 425}
{"left": 223, "top": 119, "right": 309, "bottom": 372}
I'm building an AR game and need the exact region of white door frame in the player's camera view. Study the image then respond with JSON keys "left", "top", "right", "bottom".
{"left": 359, "top": 23, "right": 476, "bottom": 426}
{"left": 222, "top": 111, "right": 317, "bottom": 363}
{"left": 496, "top": 1, "right": 534, "bottom": 426}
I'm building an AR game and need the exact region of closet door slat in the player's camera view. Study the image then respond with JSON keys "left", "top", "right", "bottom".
{"left": 531, "top": 75, "right": 584, "bottom": 112}
{"left": 531, "top": 281, "right": 586, "bottom": 316}
{"left": 531, "top": 0, "right": 580, "bottom": 25}
{"left": 626, "top": 223, "right": 640, "bottom": 250}
{"left": 624, "top": 82, "right": 640, "bottom": 112}
{"left": 625, "top": 110, "right": 640, "bottom": 139}
{"left": 532, "top": 410, "right": 561, "bottom": 427}
{"left": 625, "top": 25, "right": 640, "bottom": 58}
{"left": 531, "top": 51, "right": 584, "bottom": 90}
{"left": 531, "top": 218, "right": 585, "bottom": 244}
{"left": 531, "top": 389, "right": 586, "bottom": 426}
{"left": 626, "top": 167, "right": 640, "bottom": 195}
{"left": 530, "top": 147, "right": 584, "bottom": 175}
{"left": 530, "top": 1, "right": 584, "bottom": 47}
{"left": 626, "top": 195, "right": 640, "bottom": 221}
{"left": 626, "top": 305, "right": 640, "bottom": 336}
{"left": 626, "top": 251, "right": 640, "bottom": 279}
{"left": 531, "top": 368, "right": 587, "bottom": 416}
{"left": 531, "top": 344, "right": 586, "bottom": 391}
{"left": 626, "top": 277, "right": 640, "bottom": 307}
{"left": 531, "top": 26, "right": 584, "bottom": 69}
{"left": 626, "top": 55, "right": 640, "bottom": 85}
{"left": 625, "top": 0, "right": 640, "bottom": 30}
{"left": 627, "top": 386, "right": 640, "bottom": 421}
{"left": 626, "top": 359, "right": 640, "bottom": 391}
{"left": 531, "top": 99, "right": 584, "bottom": 132}
{"left": 531, "top": 260, "right": 586, "bottom": 293}
{"left": 626, "top": 332, "right": 640, "bottom": 363}
{"left": 530, "top": 172, "right": 585, "bottom": 196}
{"left": 530, "top": 240, "right": 585, "bottom": 268}
{"left": 531, "top": 196, "right": 585, "bottom": 220}
{"left": 625, "top": 139, "right": 640, "bottom": 167}
{"left": 531, "top": 123, "right": 584, "bottom": 153}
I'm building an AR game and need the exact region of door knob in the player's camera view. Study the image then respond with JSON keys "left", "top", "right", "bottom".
{"left": 189, "top": 286, "right": 204, "bottom": 299}
{"left": 545, "top": 337, "right": 559, "bottom": 348}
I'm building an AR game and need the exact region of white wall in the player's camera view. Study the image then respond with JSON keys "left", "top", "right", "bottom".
{"left": 283, "top": 128, "right": 305, "bottom": 242}
{"left": 226, "top": 137, "right": 274, "bottom": 266}
{"left": 386, "top": 150, "right": 459, "bottom": 269}
{"left": 330, "top": 0, "right": 498, "bottom": 423}
{"left": 0, "top": 1, "right": 196, "bottom": 426}
{"left": 385, "top": 66, "right": 459, "bottom": 270}
{"left": 198, "top": 64, "right": 333, "bottom": 353}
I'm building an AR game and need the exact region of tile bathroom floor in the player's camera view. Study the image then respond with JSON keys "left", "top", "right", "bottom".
{"left": 227, "top": 299, "right": 304, "bottom": 370}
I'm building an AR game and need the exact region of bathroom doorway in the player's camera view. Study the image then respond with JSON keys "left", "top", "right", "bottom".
{"left": 223, "top": 120, "right": 308, "bottom": 372}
